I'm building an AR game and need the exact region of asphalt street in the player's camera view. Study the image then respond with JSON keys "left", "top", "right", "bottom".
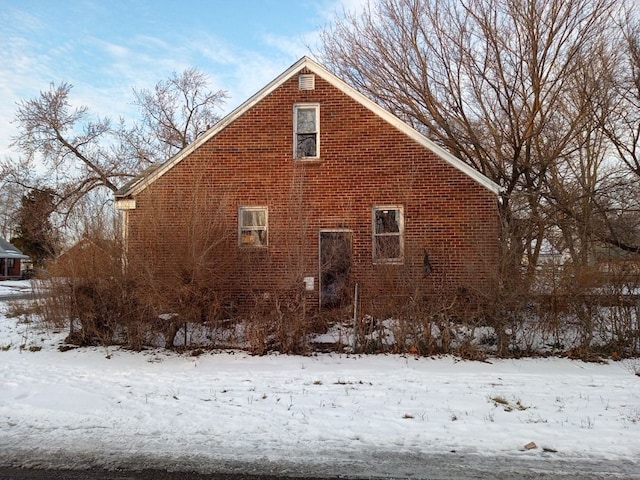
{"left": 1, "top": 453, "right": 639, "bottom": 480}
{"left": 0, "top": 467, "right": 319, "bottom": 480}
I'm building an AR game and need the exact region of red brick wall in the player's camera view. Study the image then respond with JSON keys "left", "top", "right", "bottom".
{"left": 126, "top": 70, "right": 500, "bottom": 313}
{"left": 0, "top": 258, "right": 22, "bottom": 279}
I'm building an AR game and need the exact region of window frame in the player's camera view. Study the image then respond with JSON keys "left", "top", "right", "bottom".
{"left": 293, "top": 103, "right": 320, "bottom": 160}
{"left": 372, "top": 205, "right": 405, "bottom": 264}
{"left": 238, "top": 206, "right": 268, "bottom": 248}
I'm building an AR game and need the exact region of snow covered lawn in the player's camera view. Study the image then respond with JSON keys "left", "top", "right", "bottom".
{"left": 0, "top": 287, "right": 639, "bottom": 478}
{"left": 0, "top": 280, "right": 33, "bottom": 297}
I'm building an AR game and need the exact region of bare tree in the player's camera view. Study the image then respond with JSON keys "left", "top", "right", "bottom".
{"left": 5, "top": 68, "right": 227, "bottom": 223}
{"left": 10, "top": 83, "right": 123, "bottom": 198}
{"left": 0, "top": 175, "right": 25, "bottom": 239}
{"left": 133, "top": 68, "right": 229, "bottom": 160}
{"left": 593, "top": 12, "right": 640, "bottom": 253}
{"left": 540, "top": 10, "right": 640, "bottom": 257}
{"left": 604, "top": 13, "right": 640, "bottom": 178}
{"left": 317, "top": 0, "right": 622, "bottom": 281}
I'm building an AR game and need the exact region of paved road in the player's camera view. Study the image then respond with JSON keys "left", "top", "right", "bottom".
{"left": 2, "top": 453, "right": 639, "bottom": 480}
{"left": 0, "top": 467, "right": 323, "bottom": 480}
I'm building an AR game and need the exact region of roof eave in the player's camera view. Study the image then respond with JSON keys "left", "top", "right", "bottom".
{"left": 0, "top": 252, "right": 29, "bottom": 259}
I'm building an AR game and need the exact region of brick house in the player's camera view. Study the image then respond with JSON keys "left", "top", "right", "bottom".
{"left": 0, "top": 236, "right": 29, "bottom": 280}
{"left": 115, "top": 57, "right": 501, "bottom": 315}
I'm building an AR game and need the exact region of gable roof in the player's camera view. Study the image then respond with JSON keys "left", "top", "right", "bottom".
{"left": 0, "top": 236, "right": 29, "bottom": 260}
{"left": 115, "top": 56, "right": 501, "bottom": 199}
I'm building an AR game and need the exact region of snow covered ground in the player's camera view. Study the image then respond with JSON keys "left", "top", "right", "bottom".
{"left": 0, "top": 280, "right": 32, "bottom": 298}
{"left": 0, "top": 280, "right": 639, "bottom": 479}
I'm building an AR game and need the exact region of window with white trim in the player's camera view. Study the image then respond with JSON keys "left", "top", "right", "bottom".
{"left": 294, "top": 104, "right": 319, "bottom": 159}
{"left": 372, "top": 206, "right": 404, "bottom": 263}
{"left": 239, "top": 207, "right": 268, "bottom": 247}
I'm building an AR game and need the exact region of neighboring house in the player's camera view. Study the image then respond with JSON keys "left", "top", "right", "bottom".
{"left": 0, "top": 236, "right": 29, "bottom": 280}
{"left": 115, "top": 57, "right": 502, "bottom": 314}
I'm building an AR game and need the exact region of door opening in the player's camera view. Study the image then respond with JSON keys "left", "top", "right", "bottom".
{"left": 319, "top": 230, "right": 352, "bottom": 309}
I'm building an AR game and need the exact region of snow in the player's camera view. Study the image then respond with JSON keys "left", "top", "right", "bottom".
{"left": 0, "top": 281, "right": 639, "bottom": 478}
{"left": 0, "top": 280, "right": 32, "bottom": 297}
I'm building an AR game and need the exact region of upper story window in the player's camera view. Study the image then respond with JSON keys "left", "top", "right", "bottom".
{"left": 239, "top": 206, "right": 268, "bottom": 247}
{"left": 372, "top": 206, "right": 404, "bottom": 263}
{"left": 294, "top": 104, "right": 319, "bottom": 159}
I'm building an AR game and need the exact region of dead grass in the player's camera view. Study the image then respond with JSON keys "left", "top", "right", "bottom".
{"left": 490, "top": 395, "right": 528, "bottom": 411}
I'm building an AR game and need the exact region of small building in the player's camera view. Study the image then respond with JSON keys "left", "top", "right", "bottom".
{"left": 47, "top": 237, "right": 121, "bottom": 279}
{"left": 115, "top": 57, "right": 502, "bottom": 315}
{"left": 0, "top": 236, "right": 29, "bottom": 280}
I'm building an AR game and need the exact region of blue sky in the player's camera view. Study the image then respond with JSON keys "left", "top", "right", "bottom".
{"left": 0, "top": 0, "right": 366, "bottom": 158}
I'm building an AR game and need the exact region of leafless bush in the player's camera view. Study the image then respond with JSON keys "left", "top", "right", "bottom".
{"left": 243, "top": 286, "right": 312, "bottom": 355}
{"left": 29, "top": 178, "right": 236, "bottom": 350}
{"left": 124, "top": 181, "right": 236, "bottom": 349}
{"left": 30, "top": 278, "right": 69, "bottom": 330}
{"left": 29, "top": 174, "right": 640, "bottom": 359}
{"left": 36, "top": 225, "right": 142, "bottom": 348}
{"left": 355, "top": 260, "right": 484, "bottom": 356}
{"left": 532, "top": 260, "right": 640, "bottom": 359}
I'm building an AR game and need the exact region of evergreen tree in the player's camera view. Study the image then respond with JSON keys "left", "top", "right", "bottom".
{"left": 12, "top": 188, "right": 57, "bottom": 267}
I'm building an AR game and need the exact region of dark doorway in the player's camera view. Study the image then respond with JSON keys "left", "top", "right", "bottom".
{"left": 319, "top": 231, "right": 352, "bottom": 309}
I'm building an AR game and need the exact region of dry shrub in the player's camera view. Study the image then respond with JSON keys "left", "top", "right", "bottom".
{"left": 122, "top": 180, "right": 237, "bottom": 349}
{"left": 31, "top": 278, "right": 69, "bottom": 330}
{"left": 33, "top": 179, "right": 236, "bottom": 351}
{"left": 531, "top": 259, "right": 640, "bottom": 359}
{"left": 32, "top": 176, "right": 640, "bottom": 358}
{"left": 40, "top": 242, "right": 233, "bottom": 351}
{"left": 33, "top": 176, "right": 322, "bottom": 353}
{"left": 66, "top": 277, "right": 139, "bottom": 347}
{"left": 39, "top": 230, "right": 147, "bottom": 348}
{"left": 593, "top": 264, "right": 640, "bottom": 358}
{"left": 244, "top": 287, "right": 311, "bottom": 355}
{"left": 355, "top": 261, "right": 486, "bottom": 356}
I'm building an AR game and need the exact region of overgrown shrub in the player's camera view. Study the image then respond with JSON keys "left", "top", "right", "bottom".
{"left": 244, "top": 287, "right": 314, "bottom": 355}
{"left": 26, "top": 202, "right": 640, "bottom": 359}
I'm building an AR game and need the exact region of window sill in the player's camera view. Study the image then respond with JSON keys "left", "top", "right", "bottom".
{"left": 294, "top": 158, "right": 323, "bottom": 165}
{"left": 373, "top": 259, "right": 404, "bottom": 265}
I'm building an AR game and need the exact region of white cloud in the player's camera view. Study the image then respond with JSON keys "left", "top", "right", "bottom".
{"left": 0, "top": 0, "right": 375, "bottom": 160}
{"left": 94, "top": 39, "right": 131, "bottom": 59}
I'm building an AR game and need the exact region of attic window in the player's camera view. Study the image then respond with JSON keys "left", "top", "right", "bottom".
{"left": 298, "top": 74, "right": 315, "bottom": 90}
{"left": 294, "top": 104, "right": 319, "bottom": 159}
